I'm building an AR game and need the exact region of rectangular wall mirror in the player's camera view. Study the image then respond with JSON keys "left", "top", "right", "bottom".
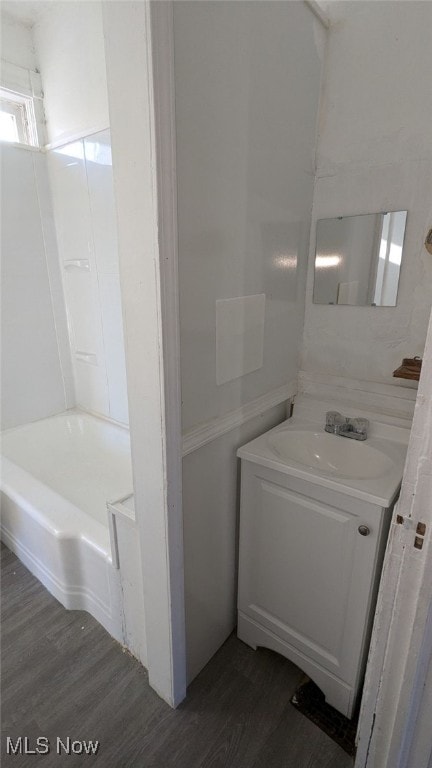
{"left": 313, "top": 210, "right": 407, "bottom": 306}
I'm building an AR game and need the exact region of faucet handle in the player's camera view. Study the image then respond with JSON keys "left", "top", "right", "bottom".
{"left": 350, "top": 417, "right": 369, "bottom": 435}
{"left": 325, "top": 411, "right": 345, "bottom": 427}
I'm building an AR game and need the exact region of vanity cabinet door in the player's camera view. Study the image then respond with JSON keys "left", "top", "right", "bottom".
{"left": 237, "top": 461, "right": 389, "bottom": 714}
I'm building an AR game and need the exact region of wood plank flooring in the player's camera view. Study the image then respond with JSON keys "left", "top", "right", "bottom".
{"left": 1, "top": 544, "right": 353, "bottom": 767}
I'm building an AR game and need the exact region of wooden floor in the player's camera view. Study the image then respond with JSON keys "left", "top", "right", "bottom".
{"left": 1, "top": 544, "right": 353, "bottom": 767}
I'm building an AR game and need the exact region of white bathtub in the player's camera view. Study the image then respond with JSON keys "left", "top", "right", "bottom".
{"left": 0, "top": 410, "right": 133, "bottom": 641}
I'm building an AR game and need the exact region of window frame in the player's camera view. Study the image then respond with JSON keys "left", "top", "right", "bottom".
{"left": 0, "top": 87, "right": 39, "bottom": 147}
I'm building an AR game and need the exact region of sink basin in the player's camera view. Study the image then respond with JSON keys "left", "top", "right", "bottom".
{"left": 237, "top": 406, "right": 409, "bottom": 507}
{"left": 267, "top": 430, "right": 393, "bottom": 479}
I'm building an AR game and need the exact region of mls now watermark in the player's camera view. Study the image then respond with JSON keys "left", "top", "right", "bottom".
{"left": 6, "top": 736, "right": 100, "bottom": 756}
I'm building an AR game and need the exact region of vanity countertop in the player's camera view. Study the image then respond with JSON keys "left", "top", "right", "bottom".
{"left": 238, "top": 414, "right": 409, "bottom": 507}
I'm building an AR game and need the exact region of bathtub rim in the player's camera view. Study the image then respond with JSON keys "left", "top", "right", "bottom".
{"left": 0, "top": 456, "right": 124, "bottom": 642}
{"left": 1, "top": 456, "right": 112, "bottom": 560}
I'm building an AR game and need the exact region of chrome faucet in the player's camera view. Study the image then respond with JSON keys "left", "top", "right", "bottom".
{"left": 325, "top": 411, "right": 369, "bottom": 441}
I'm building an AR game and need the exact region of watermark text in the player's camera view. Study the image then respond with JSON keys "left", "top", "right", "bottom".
{"left": 5, "top": 736, "right": 100, "bottom": 756}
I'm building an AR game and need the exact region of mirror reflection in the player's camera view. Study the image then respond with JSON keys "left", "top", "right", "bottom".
{"left": 313, "top": 210, "right": 407, "bottom": 306}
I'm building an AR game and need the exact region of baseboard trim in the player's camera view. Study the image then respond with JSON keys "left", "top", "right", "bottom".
{"left": 182, "top": 382, "right": 297, "bottom": 457}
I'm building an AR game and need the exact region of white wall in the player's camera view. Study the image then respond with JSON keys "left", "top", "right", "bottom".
{"left": 174, "top": 1, "right": 324, "bottom": 680}
{"left": 0, "top": 12, "right": 36, "bottom": 71}
{"left": 302, "top": 1, "right": 432, "bottom": 385}
{"left": 1, "top": 145, "right": 71, "bottom": 429}
{"left": 175, "top": 1, "right": 324, "bottom": 433}
{"left": 183, "top": 402, "right": 288, "bottom": 682}
{"left": 33, "top": 1, "right": 109, "bottom": 146}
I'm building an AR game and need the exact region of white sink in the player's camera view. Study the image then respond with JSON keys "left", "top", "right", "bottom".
{"left": 268, "top": 430, "right": 393, "bottom": 480}
{"left": 237, "top": 413, "right": 409, "bottom": 507}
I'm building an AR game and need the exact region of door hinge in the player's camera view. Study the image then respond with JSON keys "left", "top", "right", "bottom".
{"left": 396, "top": 516, "right": 427, "bottom": 549}
{"left": 414, "top": 521, "right": 427, "bottom": 550}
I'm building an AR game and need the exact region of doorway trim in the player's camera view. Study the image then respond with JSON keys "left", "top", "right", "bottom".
{"left": 102, "top": 0, "right": 186, "bottom": 707}
{"left": 355, "top": 309, "right": 432, "bottom": 768}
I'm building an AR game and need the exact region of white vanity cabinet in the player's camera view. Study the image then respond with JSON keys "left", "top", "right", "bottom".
{"left": 237, "top": 459, "right": 394, "bottom": 718}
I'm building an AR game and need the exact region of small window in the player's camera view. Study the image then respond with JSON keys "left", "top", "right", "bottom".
{"left": 0, "top": 89, "right": 38, "bottom": 147}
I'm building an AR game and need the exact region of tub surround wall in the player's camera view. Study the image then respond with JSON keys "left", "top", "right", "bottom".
{"left": 1, "top": 5, "right": 127, "bottom": 427}
{"left": 0, "top": 13, "right": 73, "bottom": 430}
{"left": 301, "top": 1, "right": 432, "bottom": 388}
{"left": 0, "top": 145, "right": 72, "bottom": 430}
{"left": 48, "top": 131, "right": 129, "bottom": 425}
{"left": 174, "top": 1, "right": 325, "bottom": 681}
{"left": 26, "top": 2, "right": 129, "bottom": 423}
